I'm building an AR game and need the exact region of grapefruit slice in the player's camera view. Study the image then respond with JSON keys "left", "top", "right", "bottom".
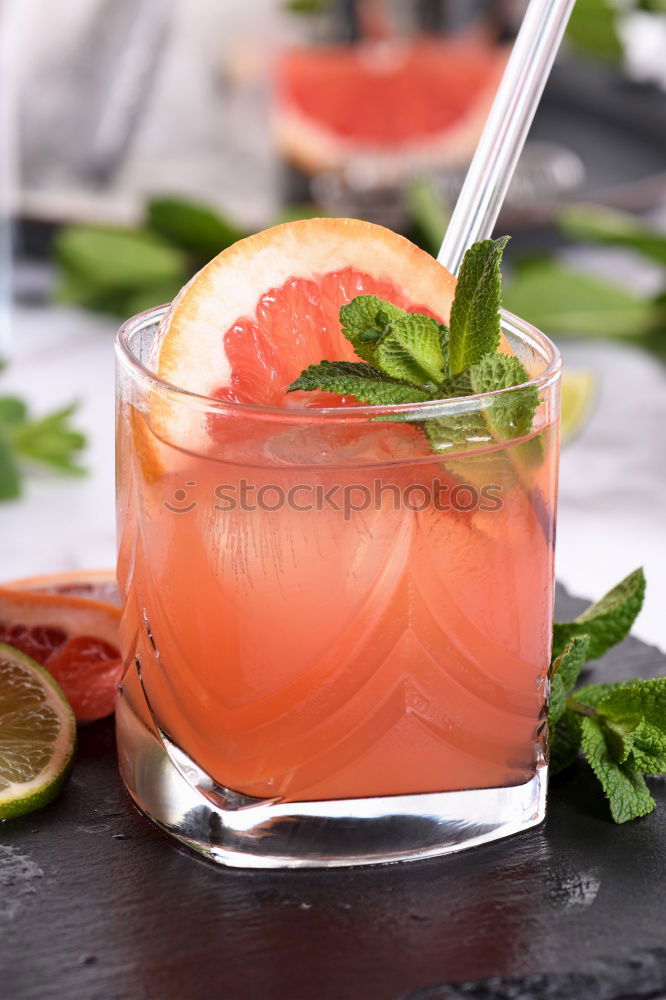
{"left": 155, "top": 218, "right": 456, "bottom": 422}
{"left": 275, "top": 40, "right": 507, "bottom": 174}
{"left": 0, "top": 588, "right": 122, "bottom": 723}
{"left": 4, "top": 569, "right": 120, "bottom": 607}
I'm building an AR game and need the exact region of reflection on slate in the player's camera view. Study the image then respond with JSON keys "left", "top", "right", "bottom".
{"left": 1, "top": 586, "right": 665, "bottom": 1000}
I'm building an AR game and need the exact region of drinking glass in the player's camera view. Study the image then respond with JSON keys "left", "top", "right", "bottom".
{"left": 115, "top": 305, "right": 560, "bottom": 868}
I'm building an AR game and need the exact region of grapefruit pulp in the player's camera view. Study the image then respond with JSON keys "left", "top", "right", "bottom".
{"left": 0, "top": 585, "right": 122, "bottom": 722}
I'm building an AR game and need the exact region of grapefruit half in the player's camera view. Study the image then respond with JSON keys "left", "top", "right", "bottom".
{"left": 0, "top": 587, "right": 122, "bottom": 723}
{"left": 275, "top": 40, "right": 507, "bottom": 174}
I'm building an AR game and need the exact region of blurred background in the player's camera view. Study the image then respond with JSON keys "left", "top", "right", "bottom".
{"left": 0, "top": 0, "right": 664, "bottom": 646}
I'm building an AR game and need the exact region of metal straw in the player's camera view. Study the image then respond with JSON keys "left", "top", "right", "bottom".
{"left": 437, "top": 0, "right": 577, "bottom": 275}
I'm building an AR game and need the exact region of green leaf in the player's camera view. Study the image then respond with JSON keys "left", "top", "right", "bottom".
{"left": 565, "top": 0, "right": 623, "bottom": 61}
{"left": 0, "top": 427, "right": 21, "bottom": 500}
{"left": 575, "top": 679, "right": 634, "bottom": 709}
{"left": 423, "top": 355, "right": 539, "bottom": 469}
{"left": 287, "top": 361, "right": 430, "bottom": 405}
{"left": 550, "top": 674, "right": 567, "bottom": 727}
{"left": 147, "top": 197, "right": 245, "bottom": 257}
{"left": 597, "top": 677, "right": 666, "bottom": 733}
{"left": 580, "top": 715, "right": 655, "bottom": 823}
{"left": 601, "top": 715, "right": 666, "bottom": 772}
{"left": 0, "top": 396, "right": 28, "bottom": 426}
{"left": 55, "top": 226, "right": 188, "bottom": 294}
{"left": 405, "top": 177, "right": 450, "bottom": 258}
{"left": 627, "top": 720, "right": 666, "bottom": 774}
{"left": 550, "top": 710, "right": 583, "bottom": 774}
{"left": 11, "top": 403, "right": 87, "bottom": 475}
{"left": 504, "top": 261, "right": 657, "bottom": 340}
{"left": 560, "top": 204, "right": 666, "bottom": 266}
{"left": 375, "top": 314, "right": 447, "bottom": 386}
{"left": 469, "top": 354, "right": 538, "bottom": 439}
{"left": 339, "top": 296, "right": 407, "bottom": 363}
{"left": 552, "top": 568, "right": 645, "bottom": 660}
{"left": 283, "top": 0, "right": 331, "bottom": 12}
{"left": 550, "top": 635, "right": 590, "bottom": 692}
{"left": 448, "top": 236, "right": 509, "bottom": 375}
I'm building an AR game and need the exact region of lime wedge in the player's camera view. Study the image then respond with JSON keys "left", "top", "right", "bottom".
{"left": 561, "top": 370, "right": 597, "bottom": 446}
{"left": 0, "top": 642, "right": 76, "bottom": 821}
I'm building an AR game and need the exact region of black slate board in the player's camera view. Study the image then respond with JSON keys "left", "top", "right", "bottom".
{"left": 1, "top": 588, "right": 665, "bottom": 1000}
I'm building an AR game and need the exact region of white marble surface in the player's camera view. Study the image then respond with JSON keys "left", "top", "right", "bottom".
{"left": 1, "top": 302, "right": 664, "bottom": 652}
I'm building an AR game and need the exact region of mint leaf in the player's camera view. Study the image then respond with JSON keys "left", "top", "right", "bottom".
{"left": 552, "top": 568, "right": 645, "bottom": 659}
{"left": 0, "top": 428, "right": 21, "bottom": 500}
{"left": 575, "top": 679, "right": 634, "bottom": 709}
{"left": 0, "top": 397, "right": 28, "bottom": 426}
{"left": 55, "top": 226, "right": 188, "bottom": 294}
{"left": 627, "top": 721, "right": 666, "bottom": 774}
{"left": 469, "top": 354, "right": 538, "bottom": 439}
{"left": 550, "top": 635, "right": 590, "bottom": 693}
{"left": 560, "top": 204, "right": 666, "bottom": 266}
{"left": 448, "top": 236, "right": 509, "bottom": 375}
{"left": 596, "top": 678, "right": 666, "bottom": 756}
{"left": 597, "top": 677, "right": 666, "bottom": 728}
{"left": 147, "top": 197, "right": 245, "bottom": 256}
{"left": 422, "top": 354, "right": 539, "bottom": 475}
{"left": 11, "top": 403, "right": 87, "bottom": 475}
{"left": 550, "top": 710, "right": 583, "bottom": 774}
{"left": 575, "top": 679, "right": 666, "bottom": 775}
{"left": 504, "top": 261, "right": 657, "bottom": 340}
{"left": 375, "top": 314, "right": 447, "bottom": 386}
{"left": 566, "top": 0, "right": 623, "bottom": 62}
{"left": 580, "top": 715, "right": 655, "bottom": 823}
{"left": 549, "top": 674, "right": 568, "bottom": 727}
{"left": 287, "top": 361, "right": 430, "bottom": 405}
{"left": 548, "top": 638, "right": 591, "bottom": 770}
{"left": 339, "top": 296, "right": 407, "bottom": 364}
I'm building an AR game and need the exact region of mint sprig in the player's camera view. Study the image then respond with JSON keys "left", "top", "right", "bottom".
{"left": 549, "top": 567, "right": 666, "bottom": 823}
{"left": 288, "top": 236, "right": 538, "bottom": 457}
{"left": 0, "top": 395, "right": 87, "bottom": 500}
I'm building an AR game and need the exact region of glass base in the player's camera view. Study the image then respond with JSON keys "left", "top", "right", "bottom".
{"left": 116, "top": 667, "right": 547, "bottom": 870}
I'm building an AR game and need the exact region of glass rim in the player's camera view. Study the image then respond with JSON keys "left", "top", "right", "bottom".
{"left": 115, "top": 303, "right": 562, "bottom": 422}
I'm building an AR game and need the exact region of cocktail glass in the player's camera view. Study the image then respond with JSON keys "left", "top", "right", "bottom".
{"left": 115, "top": 304, "right": 560, "bottom": 868}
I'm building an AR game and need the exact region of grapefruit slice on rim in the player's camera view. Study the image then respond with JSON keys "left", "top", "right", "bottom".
{"left": 154, "top": 218, "right": 456, "bottom": 429}
{"left": 0, "top": 587, "right": 122, "bottom": 723}
{"left": 275, "top": 40, "right": 507, "bottom": 174}
{"left": 4, "top": 569, "right": 120, "bottom": 607}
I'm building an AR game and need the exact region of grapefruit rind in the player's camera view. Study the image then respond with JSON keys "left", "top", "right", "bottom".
{"left": 3, "top": 569, "right": 120, "bottom": 606}
{"left": 0, "top": 587, "right": 121, "bottom": 648}
{"left": 0, "top": 642, "right": 76, "bottom": 821}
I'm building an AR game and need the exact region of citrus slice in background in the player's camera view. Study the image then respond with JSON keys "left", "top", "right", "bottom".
{"left": 0, "top": 643, "right": 76, "bottom": 820}
{"left": 0, "top": 588, "right": 122, "bottom": 722}
{"left": 155, "top": 217, "right": 456, "bottom": 417}
{"left": 4, "top": 569, "right": 120, "bottom": 607}
{"left": 275, "top": 40, "right": 507, "bottom": 174}
{"left": 560, "top": 370, "right": 597, "bottom": 445}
